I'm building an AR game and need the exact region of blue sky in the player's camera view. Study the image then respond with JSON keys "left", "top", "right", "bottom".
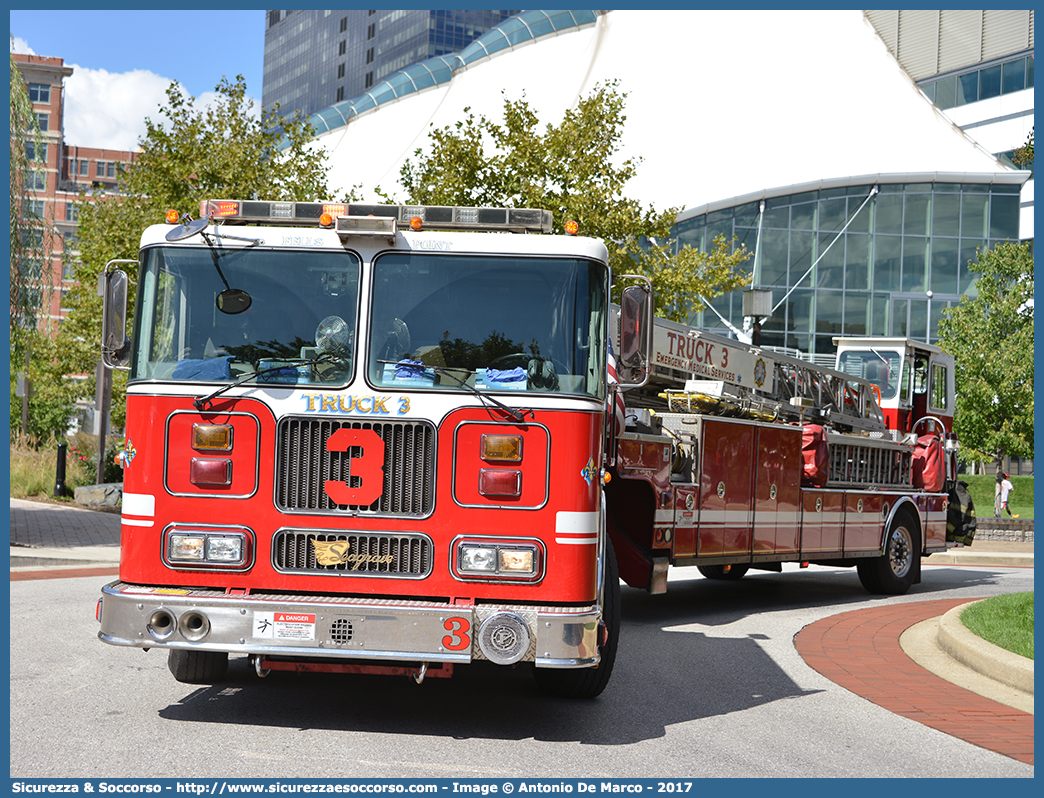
{"left": 9, "top": 9, "right": 266, "bottom": 150}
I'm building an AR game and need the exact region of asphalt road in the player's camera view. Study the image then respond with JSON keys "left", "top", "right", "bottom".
{"left": 9, "top": 562, "right": 1033, "bottom": 779}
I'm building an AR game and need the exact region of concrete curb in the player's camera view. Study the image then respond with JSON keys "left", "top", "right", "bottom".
{"left": 924, "top": 551, "right": 1033, "bottom": 567}
{"left": 899, "top": 617, "right": 1034, "bottom": 714}
{"left": 937, "top": 601, "right": 1034, "bottom": 695}
{"left": 9, "top": 545, "right": 120, "bottom": 570}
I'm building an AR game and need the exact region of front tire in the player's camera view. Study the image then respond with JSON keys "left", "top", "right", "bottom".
{"left": 533, "top": 540, "right": 620, "bottom": 699}
{"left": 168, "top": 649, "right": 229, "bottom": 684}
{"left": 857, "top": 512, "right": 919, "bottom": 595}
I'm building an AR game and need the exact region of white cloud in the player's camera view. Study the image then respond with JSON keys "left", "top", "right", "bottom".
{"left": 11, "top": 37, "right": 35, "bottom": 55}
{"left": 62, "top": 69, "right": 262, "bottom": 152}
{"left": 15, "top": 36, "right": 263, "bottom": 152}
{"left": 63, "top": 66, "right": 174, "bottom": 151}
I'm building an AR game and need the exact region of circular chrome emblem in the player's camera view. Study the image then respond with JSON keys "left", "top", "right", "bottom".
{"left": 685, "top": 493, "right": 695, "bottom": 511}
{"left": 717, "top": 481, "right": 726, "bottom": 499}
{"left": 857, "top": 499, "right": 864, "bottom": 513}
{"left": 769, "top": 483, "right": 778, "bottom": 500}
{"left": 477, "top": 612, "right": 530, "bottom": 666}
{"left": 815, "top": 497, "right": 823, "bottom": 513}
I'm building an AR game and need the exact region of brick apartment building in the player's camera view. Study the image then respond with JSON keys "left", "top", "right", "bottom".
{"left": 13, "top": 53, "right": 137, "bottom": 332}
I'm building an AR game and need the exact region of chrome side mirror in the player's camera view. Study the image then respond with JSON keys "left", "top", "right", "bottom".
{"left": 101, "top": 261, "right": 135, "bottom": 369}
{"left": 617, "top": 276, "right": 653, "bottom": 387}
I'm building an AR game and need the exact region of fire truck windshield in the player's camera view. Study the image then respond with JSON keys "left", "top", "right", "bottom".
{"left": 368, "top": 253, "right": 607, "bottom": 401}
{"left": 837, "top": 348, "right": 902, "bottom": 401}
{"left": 131, "top": 245, "right": 361, "bottom": 385}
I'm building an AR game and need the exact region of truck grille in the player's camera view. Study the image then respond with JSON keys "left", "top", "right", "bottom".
{"left": 276, "top": 417, "right": 435, "bottom": 516}
{"left": 273, "top": 530, "right": 433, "bottom": 578}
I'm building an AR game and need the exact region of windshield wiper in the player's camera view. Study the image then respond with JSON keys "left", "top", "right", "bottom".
{"left": 381, "top": 360, "right": 531, "bottom": 423}
{"left": 194, "top": 354, "right": 341, "bottom": 410}
{"left": 869, "top": 347, "right": 892, "bottom": 364}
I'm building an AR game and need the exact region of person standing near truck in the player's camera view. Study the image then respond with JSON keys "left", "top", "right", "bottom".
{"left": 999, "top": 473, "right": 1019, "bottom": 518}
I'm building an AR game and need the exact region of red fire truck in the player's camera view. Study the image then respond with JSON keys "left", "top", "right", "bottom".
{"left": 603, "top": 316, "right": 975, "bottom": 596}
{"left": 97, "top": 200, "right": 975, "bottom": 698}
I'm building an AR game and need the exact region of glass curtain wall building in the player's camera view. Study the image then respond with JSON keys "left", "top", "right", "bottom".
{"left": 264, "top": 9, "right": 519, "bottom": 118}
{"left": 920, "top": 52, "right": 1033, "bottom": 111}
{"left": 673, "top": 175, "right": 1025, "bottom": 359}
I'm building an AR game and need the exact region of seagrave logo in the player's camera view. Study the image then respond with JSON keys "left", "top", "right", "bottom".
{"left": 311, "top": 538, "right": 394, "bottom": 569}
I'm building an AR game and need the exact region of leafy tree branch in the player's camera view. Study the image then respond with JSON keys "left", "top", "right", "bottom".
{"left": 938, "top": 241, "right": 1033, "bottom": 472}
{"left": 386, "top": 82, "right": 750, "bottom": 322}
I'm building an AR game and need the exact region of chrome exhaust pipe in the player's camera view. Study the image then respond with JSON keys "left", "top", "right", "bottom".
{"left": 146, "top": 608, "right": 176, "bottom": 641}
{"left": 178, "top": 610, "right": 211, "bottom": 641}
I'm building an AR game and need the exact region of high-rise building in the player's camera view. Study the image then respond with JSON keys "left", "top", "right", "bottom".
{"left": 12, "top": 53, "right": 137, "bottom": 333}
{"left": 263, "top": 9, "right": 520, "bottom": 118}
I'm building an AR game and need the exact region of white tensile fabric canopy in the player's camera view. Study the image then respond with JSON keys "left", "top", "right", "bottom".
{"left": 311, "top": 9, "right": 1011, "bottom": 213}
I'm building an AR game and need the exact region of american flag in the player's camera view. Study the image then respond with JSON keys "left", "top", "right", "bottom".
{"left": 607, "top": 337, "right": 626, "bottom": 436}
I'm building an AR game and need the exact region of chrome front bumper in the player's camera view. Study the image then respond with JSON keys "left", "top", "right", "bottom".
{"left": 97, "top": 581, "right": 601, "bottom": 668}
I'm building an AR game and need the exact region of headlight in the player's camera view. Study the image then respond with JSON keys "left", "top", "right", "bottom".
{"left": 455, "top": 539, "right": 543, "bottom": 581}
{"left": 499, "top": 548, "right": 534, "bottom": 573}
{"left": 461, "top": 546, "right": 497, "bottom": 572}
{"left": 169, "top": 535, "right": 205, "bottom": 561}
{"left": 165, "top": 527, "right": 251, "bottom": 569}
{"left": 206, "top": 536, "right": 244, "bottom": 562}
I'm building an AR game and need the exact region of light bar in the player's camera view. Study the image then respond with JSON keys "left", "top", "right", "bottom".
{"left": 343, "top": 204, "right": 552, "bottom": 234}
{"left": 336, "top": 215, "right": 397, "bottom": 240}
{"left": 199, "top": 199, "right": 349, "bottom": 224}
{"left": 196, "top": 199, "right": 553, "bottom": 235}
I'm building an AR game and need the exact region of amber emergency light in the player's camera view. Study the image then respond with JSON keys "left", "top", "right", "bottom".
{"left": 480, "top": 434, "right": 523, "bottom": 462}
{"left": 192, "top": 423, "right": 233, "bottom": 451}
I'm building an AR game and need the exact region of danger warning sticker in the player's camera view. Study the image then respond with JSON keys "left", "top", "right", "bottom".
{"left": 253, "top": 611, "right": 316, "bottom": 640}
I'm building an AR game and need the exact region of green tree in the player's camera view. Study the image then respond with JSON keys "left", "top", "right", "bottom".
{"left": 9, "top": 52, "right": 55, "bottom": 340}
{"left": 10, "top": 52, "right": 72, "bottom": 438}
{"left": 7, "top": 331, "right": 79, "bottom": 440}
{"left": 57, "top": 76, "right": 337, "bottom": 427}
{"left": 388, "top": 82, "right": 750, "bottom": 322}
{"left": 938, "top": 242, "right": 1033, "bottom": 484}
{"left": 1012, "top": 127, "right": 1033, "bottom": 168}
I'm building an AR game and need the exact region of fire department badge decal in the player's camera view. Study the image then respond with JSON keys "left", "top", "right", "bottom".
{"left": 115, "top": 438, "right": 137, "bottom": 468}
{"left": 754, "top": 358, "right": 767, "bottom": 388}
{"left": 581, "top": 457, "right": 597, "bottom": 487}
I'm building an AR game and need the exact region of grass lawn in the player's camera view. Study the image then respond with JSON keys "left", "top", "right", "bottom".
{"left": 961, "top": 592, "right": 1034, "bottom": 659}
{"left": 960, "top": 474, "right": 1033, "bottom": 520}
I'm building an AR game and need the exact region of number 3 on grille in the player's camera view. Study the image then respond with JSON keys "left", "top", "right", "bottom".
{"left": 323, "top": 428, "right": 386, "bottom": 506}
{"left": 443, "top": 617, "right": 471, "bottom": 651}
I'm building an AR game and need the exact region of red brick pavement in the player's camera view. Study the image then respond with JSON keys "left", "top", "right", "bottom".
{"left": 795, "top": 598, "right": 1033, "bottom": 765}
{"left": 11, "top": 566, "right": 119, "bottom": 582}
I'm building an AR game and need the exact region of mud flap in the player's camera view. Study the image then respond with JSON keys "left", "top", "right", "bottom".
{"left": 946, "top": 480, "right": 977, "bottom": 546}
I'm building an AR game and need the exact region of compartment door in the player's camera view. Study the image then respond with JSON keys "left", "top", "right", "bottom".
{"left": 698, "top": 419, "right": 754, "bottom": 558}
{"left": 753, "top": 425, "right": 801, "bottom": 555}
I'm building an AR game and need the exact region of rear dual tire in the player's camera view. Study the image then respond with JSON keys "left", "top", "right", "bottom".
{"left": 697, "top": 563, "right": 749, "bottom": 581}
{"left": 857, "top": 511, "right": 919, "bottom": 595}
